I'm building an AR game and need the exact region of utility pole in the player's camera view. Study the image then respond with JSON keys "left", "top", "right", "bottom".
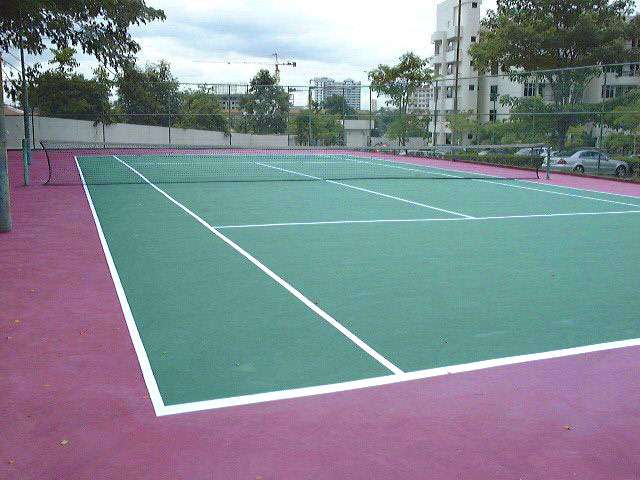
{"left": 453, "top": 0, "right": 463, "bottom": 145}
{"left": 0, "top": 52, "right": 12, "bottom": 232}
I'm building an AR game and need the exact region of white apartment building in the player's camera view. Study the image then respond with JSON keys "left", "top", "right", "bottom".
{"left": 312, "top": 77, "right": 362, "bottom": 111}
{"left": 407, "top": 86, "right": 432, "bottom": 113}
{"left": 429, "top": 0, "right": 640, "bottom": 145}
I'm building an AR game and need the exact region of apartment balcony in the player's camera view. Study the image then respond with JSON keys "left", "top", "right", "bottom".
{"left": 431, "top": 31, "right": 447, "bottom": 43}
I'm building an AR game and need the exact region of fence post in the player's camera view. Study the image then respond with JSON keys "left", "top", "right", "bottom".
{"left": 599, "top": 67, "right": 607, "bottom": 150}
{"left": 433, "top": 80, "right": 439, "bottom": 146}
{"left": 31, "top": 108, "right": 35, "bottom": 149}
{"left": 369, "top": 87, "right": 373, "bottom": 146}
{"left": 0, "top": 55, "right": 12, "bottom": 232}
{"left": 228, "top": 84, "right": 232, "bottom": 146}
{"left": 342, "top": 86, "right": 346, "bottom": 146}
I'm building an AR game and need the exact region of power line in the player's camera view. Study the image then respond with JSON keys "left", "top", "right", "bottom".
{"left": 4, "top": 50, "right": 21, "bottom": 63}
{"left": 1, "top": 57, "right": 22, "bottom": 73}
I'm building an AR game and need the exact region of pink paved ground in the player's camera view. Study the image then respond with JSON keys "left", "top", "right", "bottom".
{"left": 2, "top": 151, "right": 640, "bottom": 480}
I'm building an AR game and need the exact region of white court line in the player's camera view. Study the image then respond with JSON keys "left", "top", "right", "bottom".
{"left": 75, "top": 157, "right": 166, "bottom": 416}
{"left": 214, "top": 209, "right": 640, "bottom": 229}
{"left": 77, "top": 156, "right": 640, "bottom": 416}
{"left": 255, "top": 162, "right": 474, "bottom": 219}
{"left": 366, "top": 156, "right": 640, "bottom": 208}
{"left": 111, "top": 155, "right": 403, "bottom": 379}
{"left": 160, "top": 337, "right": 640, "bottom": 415}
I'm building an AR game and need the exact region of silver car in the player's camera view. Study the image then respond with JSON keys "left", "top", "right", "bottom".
{"left": 515, "top": 147, "right": 553, "bottom": 157}
{"left": 544, "top": 149, "right": 630, "bottom": 177}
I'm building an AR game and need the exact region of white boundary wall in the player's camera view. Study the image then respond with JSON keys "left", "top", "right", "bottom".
{"left": 4, "top": 114, "right": 289, "bottom": 149}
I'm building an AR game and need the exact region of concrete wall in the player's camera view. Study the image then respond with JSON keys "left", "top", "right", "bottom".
{"left": 4, "top": 114, "right": 289, "bottom": 149}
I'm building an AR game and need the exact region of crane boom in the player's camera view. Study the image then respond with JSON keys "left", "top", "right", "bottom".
{"left": 208, "top": 53, "right": 296, "bottom": 82}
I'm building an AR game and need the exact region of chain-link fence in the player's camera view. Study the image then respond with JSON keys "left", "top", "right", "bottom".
{"left": 5, "top": 64, "right": 640, "bottom": 180}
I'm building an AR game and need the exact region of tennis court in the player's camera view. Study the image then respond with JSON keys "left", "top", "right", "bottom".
{"left": 51, "top": 146, "right": 640, "bottom": 415}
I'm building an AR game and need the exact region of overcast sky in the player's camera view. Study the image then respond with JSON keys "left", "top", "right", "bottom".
{"left": 11, "top": 0, "right": 495, "bottom": 85}
{"left": 5, "top": 0, "right": 498, "bottom": 107}
{"left": 129, "top": 0, "right": 497, "bottom": 86}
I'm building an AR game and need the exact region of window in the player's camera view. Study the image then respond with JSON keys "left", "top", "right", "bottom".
{"left": 469, "top": 84, "right": 475, "bottom": 91}
{"left": 434, "top": 41, "right": 441, "bottom": 55}
{"left": 490, "top": 85, "right": 498, "bottom": 101}
{"left": 471, "top": 36, "right": 477, "bottom": 43}
{"left": 524, "top": 83, "right": 535, "bottom": 97}
{"left": 472, "top": 2, "right": 478, "bottom": 7}
{"left": 447, "top": 63, "right": 455, "bottom": 75}
{"left": 602, "top": 85, "right": 616, "bottom": 99}
{"left": 434, "top": 64, "right": 441, "bottom": 76}
{"left": 491, "top": 63, "right": 499, "bottom": 76}
{"left": 632, "top": 37, "right": 639, "bottom": 48}
{"left": 489, "top": 109, "right": 497, "bottom": 122}
{"left": 538, "top": 83, "right": 545, "bottom": 96}
{"left": 630, "top": 63, "right": 640, "bottom": 76}
{"left": 445, "top": 133, "right": 452, "bottom": 145}
{"left": 447, "top": 39, "right": 456, "bottom": 52}
{"left": 446, "top": 86, "right": 454, "bottom": 98}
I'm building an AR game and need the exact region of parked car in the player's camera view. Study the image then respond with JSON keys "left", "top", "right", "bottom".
{"left": 515, "top": 147, "right": 554, "bottom": 158}
{"left": 478, "top": 148, "right": 512, "bottom": 156}
{"left": 543, "top": 149, "right": 630, "bottom": 177}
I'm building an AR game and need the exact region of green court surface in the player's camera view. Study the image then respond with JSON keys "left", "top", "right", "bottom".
{"left": 79, "top": 154, "right": 640, "bottom": 414}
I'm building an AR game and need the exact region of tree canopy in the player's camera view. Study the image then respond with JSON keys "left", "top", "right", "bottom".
{"left": 289, "top": 111, "right": 342, "bottom": 146}
{"left": 322, "top": 95, "right": 355, "bottom": 116}
{"left": 114, "top": 61, "right": 180, "bottom": 126}
{"left": 469, "top": 0, "right": 639, "bottom": 106}
{"left": 368, "top": 52, "right": 432, "bottom": 113}
{"left": 369, "top": 53, "right": 432, "bottom": 145}
{"left": 1, "top": 0, "right": 165, "bottom": 70}
{"left": 175, "top": 86, "right": 229, "bottom": 134}
{"left": 238, "top": 70, "right": 290, "bottom": 134}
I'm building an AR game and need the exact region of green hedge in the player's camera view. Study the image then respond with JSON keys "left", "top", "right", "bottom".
{"left": 438, "top": 152, "right": 543, "bottom": 171}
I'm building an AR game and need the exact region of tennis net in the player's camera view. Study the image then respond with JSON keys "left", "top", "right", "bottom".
{"left": 40, "top": 141, "right": 546, "bottom": 185}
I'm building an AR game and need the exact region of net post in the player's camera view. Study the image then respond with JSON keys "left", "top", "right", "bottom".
{"left": 546, "top": 146, "right": 551, "bottom": 180}
{"left": 22, "top": 138, "right": 30, "bottom": 186}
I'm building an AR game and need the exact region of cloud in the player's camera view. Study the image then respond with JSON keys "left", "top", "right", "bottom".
{"left": 125, "top": 0, "right": 440, "bottom": 85}
{"left": 14, "top": 0, "right": 503, "bottom": 101}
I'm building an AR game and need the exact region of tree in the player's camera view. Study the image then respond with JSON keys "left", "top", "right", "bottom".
{"left": 445, "top": 111, "right": 477, "bottom": 144}
{"left": 368, "top": 52, "right": 432, "bottom": 145}
{"left": 114, "top": 60, "right": 180, "bottom": 127}
{"left": 238, "top": 70, "right": 290, "bottom": 134}
{"left": 0, "top": 0, "right": 165, "bottom": 232}
{"left": 371, "top": 108, "right": 398, "bottom": 137}
{"left": 323, "top": 95, "right": 355, "bottom": 116}
{"left": 387, "top": 114, "right": 431, "bottom": 144}
{"left": 604, "top": 88, "right": 640, "bottom": 155}
{"left": 175, "top": 86, "right": 229, "bottom": 134}
{"left": 1, "top": 1, "right": 165, "bottom": 69}
{"left": 288, "top": 111, "right": 342, "bottom": 146}
{"left": 469, "top": 0, "right": 639, "bottom": 147}
{"left": 13, "top": 48, "right": 113, "bottom": 124}
{"left": 507, "top": 96, "right": 595, "bottom": 146}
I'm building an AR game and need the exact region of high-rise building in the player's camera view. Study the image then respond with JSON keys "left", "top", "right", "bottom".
{"left": 407, "top": 86, "right": 432, "bottom": 113}
{"left": 429, "top": 0, "right": 640, "bottom": 145}
{"left": 311, "top": 77, "right": 362, "bottom": 111}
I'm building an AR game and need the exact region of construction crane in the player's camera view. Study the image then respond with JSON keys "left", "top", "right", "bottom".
{"left": 210, "top": 53, "right": 296, "bottom": 82}
{"left": 271, "top": 53, "right": 296, "bottom": 83}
